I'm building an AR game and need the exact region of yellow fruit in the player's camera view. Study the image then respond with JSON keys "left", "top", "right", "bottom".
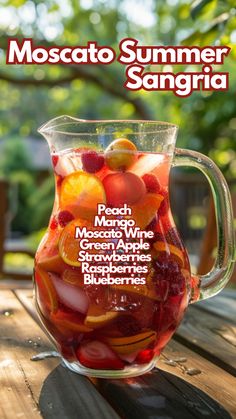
{"left": 153, "top": 241, "right": 184, "bottom": 267}
{"left": 58, "top": 219, "right": 89, "bottom": 267}
{"left": 105, "top": 138, "right": 137, "bottom": 171}
{"left": 84, "top": 305, "right": 118, "bottom": 328}
{"left": 36, "top": 267, "right": 58, "bottom": 313}
{"left": 60, "top": 171, "right": 106, "bottom": 221}
{"left": 104, "top": 330, "right": 157, "bottom": 355}
{"left": 130, "top": 193, "right": 164, "bottom": 229}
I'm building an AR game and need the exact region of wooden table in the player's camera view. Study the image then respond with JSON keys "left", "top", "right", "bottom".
{"left": 0, "top": 282, "right": 235, "bottom": 419}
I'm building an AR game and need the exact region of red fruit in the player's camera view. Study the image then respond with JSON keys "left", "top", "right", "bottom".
{"left": 77, "top": 341, "right": 124, "bottom": 370}
{"left": 142, "top": 173, "right": 161, "bottom": 193}
{"left": 81, "top": 150, "right": 104, "bottom": 173}
{"left": 58, "top": 210, "right": 74, "bottom": 227}
{"left": 158, "top": 189, "right": 169, "bottom": 216}
{"left": 135, "top": 349, "right": 154, "bottom": 364}
{"left": 116, "top": 315, "right": 141, "bottom": 336}
{"left": 103, "top": 172, "right": 146, "bottom": 207}
{"left": 50, "top": 216, "right": 58, "bottom": 230}
{"left": 52, "top": 154, "right": 59, "bottom": 167}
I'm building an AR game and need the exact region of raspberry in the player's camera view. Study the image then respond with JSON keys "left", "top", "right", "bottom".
{"left": 49, "top": 216, "right": 58, "bottom": 230}
{"left": 52, "top": 155, "right": 59, "bottom": 167}
{"left": 142, "top": 173, "right": 161, "bottom": 193}
{"left": 81, "top": 150, "right": 104, "bottom": 173}
{"left": 169, "top": 273, "right": 186, "bottom": 296}
{"left": 58, "top": 210, "right": 74, "bottom": 227}
{"left": 116, "top": 315, "right": 141, "bottom": 336}
{"left": 153, "top": 254, "right": 180, "bottom": 278}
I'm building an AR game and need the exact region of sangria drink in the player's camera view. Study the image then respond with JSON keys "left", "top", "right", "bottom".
{"left": 35, "top": 117, "right": 234, "bottom": 378}
{"left": 34, "top": 136, "right": 191, "bottom": 377}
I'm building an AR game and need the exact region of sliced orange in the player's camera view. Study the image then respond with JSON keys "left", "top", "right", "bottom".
{"left": 35, "top": 267, "right": 58, "bottom": 313}
{"left": 84, "top": 305, "right": 118, "bottom": 329}
{"left": 60, "top": 171, "right": 106, "bottom": 221}
{"left": 59, "top": 218, "right": 108, "bottom": 267}
{"left": 58, "top": 218, "right": 92, "bottom": 266}
{"left": 153, "top": 241, "right": 184, "bottom": 267}
{"left": 130, "top": 193, "right": 164, "bottom": 229}
{"left": 104, "top": 330, "right": 157, "bottom": 355}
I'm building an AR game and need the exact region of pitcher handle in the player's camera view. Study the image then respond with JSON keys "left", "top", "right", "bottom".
{"left": 173, "top": 148, "right": 235, "bottom": 303}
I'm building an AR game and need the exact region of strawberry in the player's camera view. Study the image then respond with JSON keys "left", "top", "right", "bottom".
{"left": 77, "top": 341, "right": 124, "bottom": 370}
{"left": 58, "top": 210, "right": 74, "bottom": 227}
{"left": 142, "top": 173, "right": 161, "bottom": 193}
{"left": 81, "top": 150, "right": 104, "bottom": 173}
{"left": 135, "top": 349, "right": 154, "bottom": 364}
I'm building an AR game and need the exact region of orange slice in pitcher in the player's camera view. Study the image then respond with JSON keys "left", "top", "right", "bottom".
{"left": 35, "top": 267, "right": 58, "bottom": 313}
{"left": 130, "top": 193, "right": 164, "bottom": 229}
{"left": 84, "top": 305, "right": 118, "bottom": 329}
{"left": 58, "top": 219, "right": 89, "bottom": 267}
{"left": 153, "top": 241, "right": 185, "bottom": 267}
{"left": 104, "top": 330, "right": 157, "bottom": 355}
{"left": 60, "top": 171, "right": 106, "bottom": 221}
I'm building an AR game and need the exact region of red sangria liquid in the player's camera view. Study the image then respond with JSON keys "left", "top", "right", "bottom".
{"left": 34, "top": 138, "right": 191, "bottom": 377}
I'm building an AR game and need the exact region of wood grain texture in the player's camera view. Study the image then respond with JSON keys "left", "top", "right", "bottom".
{"left": 0, "top": 290, "right": 119, "bottom": 419}
{"left": 175, "top": 305, "right": 236, "bottom": 376}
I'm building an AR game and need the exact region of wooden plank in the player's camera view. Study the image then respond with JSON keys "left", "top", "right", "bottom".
{"left": 0, "top": 290, "right": 119, "bottom": 419}
{"left": 196, "top": 293, "right": 236, "bottom": 323}
{"left": 0, "top": 180, "right": 8, "bottom": 276}
{"left": 17, "top": 290, "right": 236, "bottom": 418}
{"left": 175, "top": 305, "right": 236, "bottom": 376}
{"left": 0, "top": 279, "right": 33, "bottom": 290}
{"left": 93, "top": 338, "right": 235, "bottom": 419}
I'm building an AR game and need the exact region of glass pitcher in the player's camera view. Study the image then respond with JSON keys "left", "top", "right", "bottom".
{"left": 34, "top": 116, "right": 235, "bottom": 378}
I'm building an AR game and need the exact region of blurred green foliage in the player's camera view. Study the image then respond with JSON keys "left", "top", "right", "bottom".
{"left": 0, "top": 0, "right": 235, "bottom": 235}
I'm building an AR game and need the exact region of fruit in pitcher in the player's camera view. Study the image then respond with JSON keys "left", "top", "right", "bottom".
{"left": 35, "top": 268, "right": 58, "bottom": 314}
{"left": 60, "top": 171, "right": 106, "bottom": 220}
{"left": 142, "top": 173, "right": 161, "bottom": 194}
{"left": 104, "top": 330, "right": 157, "bottom": 355}
{"left": 130, "top": 193, "right": 164, "bottom": 229}
{"left": 103, "top": 172, "right": 146, "bottom": 207}
{"left": 50, "top": 273, "right": 89, "bottom": 314}
{"left": 77, "top": 341, "right": 125, "bottom": 370}
{"left": 105, "top": 138, "right": 137, "bottom": 171}
{"left": 84, "top": 305, "right": 118, "bottom": 329}
{"left": 153, "top": 242, "right": 184, "bottom": 267}
{"left": 81, "top": 150, "right": 104, "bottom": 173}
{"left": 58, "top": 210, "right": 74, "bottom": 227}
{"left": 51, "top": 310, "right": 93, "bottom": 333}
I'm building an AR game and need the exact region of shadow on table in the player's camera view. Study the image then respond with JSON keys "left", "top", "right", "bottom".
{"left": 39, "top": 364, "right": 232, "bottom": 419}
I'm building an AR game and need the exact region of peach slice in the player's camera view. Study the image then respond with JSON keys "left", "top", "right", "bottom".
{"left": 130, "top": 193, "right": 164, "bottom": 229}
